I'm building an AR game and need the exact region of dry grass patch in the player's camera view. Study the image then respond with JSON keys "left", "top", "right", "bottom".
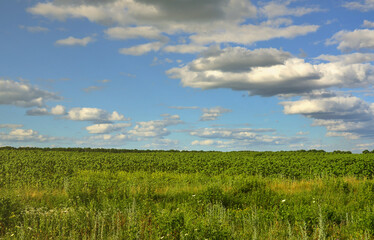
{"left": 269, "top": 179, "right": 324, "bottom": 194}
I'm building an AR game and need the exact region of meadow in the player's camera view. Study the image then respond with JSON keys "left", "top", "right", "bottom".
{"left": 1, "top": 147, "right": 374, "bottom": 239}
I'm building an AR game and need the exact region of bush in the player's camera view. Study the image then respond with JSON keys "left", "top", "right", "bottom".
{"left": 0, "top": 197, "right": 22, "bottom": 235}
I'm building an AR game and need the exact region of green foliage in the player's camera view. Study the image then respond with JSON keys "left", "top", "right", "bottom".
{"left": 0, "top": 196, "right": 23, "bottom": 234}
{"left": 1, "top": 148, "right": 374, "bottom": 238}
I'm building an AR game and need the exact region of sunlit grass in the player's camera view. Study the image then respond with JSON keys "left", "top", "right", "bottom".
{"left": 2, "top": 149, "right": 374, "bottom": 239}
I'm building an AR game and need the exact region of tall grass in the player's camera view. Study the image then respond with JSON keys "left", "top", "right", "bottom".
{"left": 1, "top": 170, "right": 374, "bottom": 239}
{"left": 1, "top": 149, "right": 374, "bottom": 239}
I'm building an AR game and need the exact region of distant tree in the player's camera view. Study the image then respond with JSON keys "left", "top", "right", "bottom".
{"left": 363, "top": 150, "right": 370, "bottom": 154}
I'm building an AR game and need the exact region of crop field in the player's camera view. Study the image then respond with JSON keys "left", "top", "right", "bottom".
{"left": 1, "top": 148, "right": 374, "bottom": 239}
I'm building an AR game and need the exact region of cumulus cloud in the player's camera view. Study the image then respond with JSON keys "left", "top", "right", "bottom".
{"left": 363, "top": 20, "right": 374, "bottom": 28}
{"left": 28, "top": 0, "right": 320, "bottom": 54}
{"left": 167, "top": 46, "right": 374, "bottom": 96}
{"left": 55, "top": 36, "right": 94, "bottom": 46}
{"left": 200, "top": 106, "right": 231, "bottom": 121}
{"left": 85, "top": 123, "right": 132, "bottom": 134}
{"left": 0, "top": 128, "right": 57, "bottom": 142}
{"left": 78, "top": 115, "right": 182, "bottom": 146}
{"left": 187, "top": 47, "right": 291, "bottom": 72}
{"left": 51, "top": 105, "right": 66, "bottom": 115}
{"left": 343, "top": 0, "right": 374, "bottom": 11}
{"left": 0, "top": 79, "right": 60, "bottom": 107}
{"left": 282, "top": 94, "right": 371, "bottom": 120}
{"left": 128, "top": 114, "right": 182, "bottom": 138}
{"left": 280, "top": 91, "right": 374, "bottom": 139}
{"left": 327, "top": 29, "right": 374, "bottom": 51}
{"left": 119, "top": 42, "right": 164, "bottom": 56}
{"left": 27, "top": 0, "right": 257, "bottom": 35}
{"left": 26, "top": 105, "right": 67, "bottom": 116}
{"left": 67, "top": 107, "right": 128, "bottom": 122}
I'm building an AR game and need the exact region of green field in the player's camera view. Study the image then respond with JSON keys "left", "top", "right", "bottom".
{"left": 1, "top": 148, "right": 374, "bottom": 239}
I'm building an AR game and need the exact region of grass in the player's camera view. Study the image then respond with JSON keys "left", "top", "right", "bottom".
{"left": 2, "top": 148, "right": 374, "bottom": 239}
{"left": 1, "top": 170, "right": 374, "bottom": 239}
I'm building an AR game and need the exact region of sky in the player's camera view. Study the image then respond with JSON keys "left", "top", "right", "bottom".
{"left": 1, "top": 0, "right": 374, "bottom": 152}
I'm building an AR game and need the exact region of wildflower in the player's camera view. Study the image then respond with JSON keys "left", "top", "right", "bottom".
{"left": 192, "top": 194, "right": 196, "bottom": 197}
{"left": 281, "top": 199, "right": 286, "bottom": 203}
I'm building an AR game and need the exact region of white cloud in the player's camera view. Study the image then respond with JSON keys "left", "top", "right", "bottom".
{"left": 77, "top": 115, "right": 182, "bottom": 145}
{"left": 105, "top": 26, "right": 164, "bottom": 40}
{"left": 315, "top": 52, "right": 374, "bottom": 64}
{"left": 0, "top": 124, "right": 23, "bottom": 129}
{"left": 190, "top": 127, "right": 275, "bottom": 140}
{"left": 191, "top": 139, "right": 233, "bottom": 148}
{"left": 143, "top": 139, "right": 179, "bottom": 149}
{"left": 200, "top": 106, "right": 231, "bottom": 121}
{"left": 169, "top": 106, "right": 199, "bottom": 110}
{"left": 128, "top": 114, "right": 182, "bottom": 138}
{"left": 28, "top": 0, "right": 320, "bottom": 54}
{"left": 0, "top": 79, "right": 60, "bottom": 107}
{"left": 282, "top": 94, "right": 369, "bottom": 118}
{"left": 280, "top": 92, "right": 374, "bottom": 139}
{"left": 119, "top": 42, "right": 164, "bottom": 56}
{"left": 67, "top": 107, "right": 128, "bottom": 122}
{"left": 51, "top": 105, "right": 66, "bottom": 115}
{"left": 25, "top": 105, "right": 66, "bottom": 116}
{"left": 327, "top": 29, "right": 374, "bottom": 51}
{"left": 186, "top": 47, "right": 291, "bottom": 72}
{"left": 356, "top": 142, "right": 374, "bottom": 149}
{"left": 0, "top": 128, "right": 57, "bottom": 142}
{"left": 83, "top": 86, "right": 105, "bottom": 93}
{"left": 260, "top": 18, "right": 294, "bottom": 27}
{"left": 296, "top": 131, "right": 309, "bottom": 135}
{"left": 76, "top": 133, "right": 132, "bottom": 146}
{"left": 163, "top": 44, "right": 208, "bottom": 54}
{"left": 189, "top": 127, "right": 301, "bottom": 149}
{"left": 190, "top": 24, "right": 319, "bottom": 45}
{"left": 97, "top": 79, "right": 111, "bottom": 83}
{"left": 26, "top": 108, "right": 49, "bottom": 116}
{"left": 343, "top": 0, "right": 374, "bottom": 11}
{"left": 363, "top": 20, "right": 374, "bottom": 28}
{"left": 20, "top": 25, "right": 49, "bottom": 33}
{"left": 167, "top": 47, "right": 374, "bottom": 96}
{"left": 55, "top": 36, "right": 94, "bottom": 46}
{"left": 28, "top": 0, "right": 257, "bottom": 31}
{"left": 86, "top": 123, "right": 131, "bottom": 134}
{"left": 260, "top": 1, "right": 323, "bottom": 18}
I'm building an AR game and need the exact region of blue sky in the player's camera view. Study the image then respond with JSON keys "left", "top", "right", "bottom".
{"left": 1, "top": 0, "right": 374, "bottom": 152}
